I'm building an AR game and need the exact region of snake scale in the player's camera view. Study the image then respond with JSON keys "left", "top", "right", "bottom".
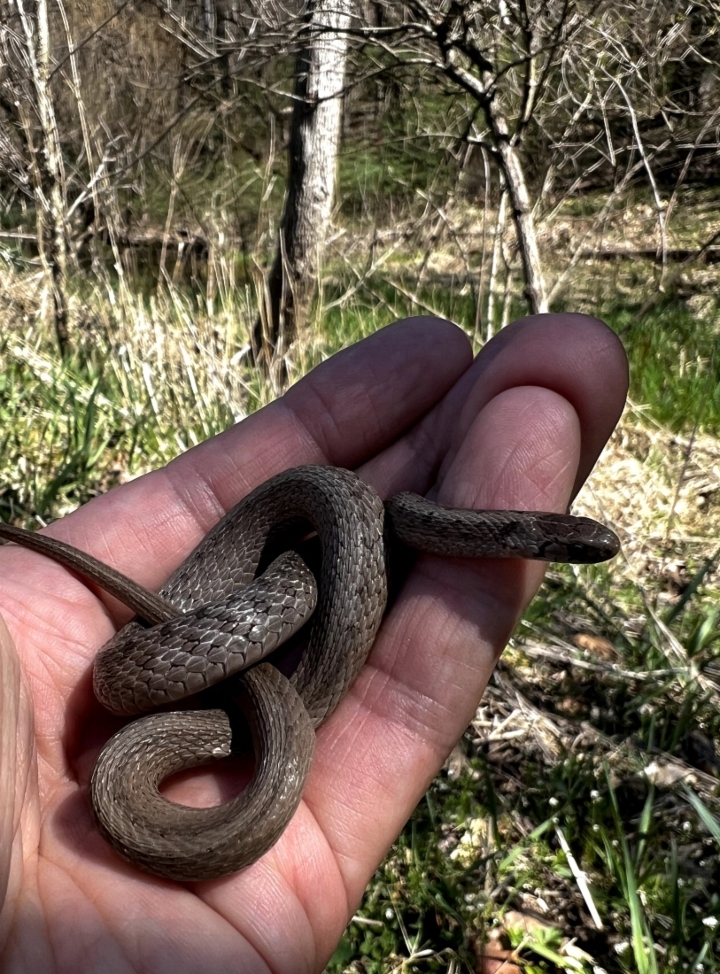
{"left": 0, "top": 465, "right": 620, "bottom": 881}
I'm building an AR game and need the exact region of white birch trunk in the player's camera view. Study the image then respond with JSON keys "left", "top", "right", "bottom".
{"left": 257, "top": 0, "right": 352, "bottom": 363}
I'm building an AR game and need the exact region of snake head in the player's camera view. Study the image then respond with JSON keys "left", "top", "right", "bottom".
{"left": 528, "top": 513, "right": 621, "bottom": 564}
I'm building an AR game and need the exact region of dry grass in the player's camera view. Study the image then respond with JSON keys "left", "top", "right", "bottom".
{"left": 578, "top": 406, "right": 720, "bottom": 558}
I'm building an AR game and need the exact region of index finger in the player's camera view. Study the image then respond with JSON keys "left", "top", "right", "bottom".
{"left": 46, "top": 317, "right": 473, "bottom": 596}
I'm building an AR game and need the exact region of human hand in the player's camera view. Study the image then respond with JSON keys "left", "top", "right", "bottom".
{"left": 0, "top": 314, "right": 627, "bottom": 973}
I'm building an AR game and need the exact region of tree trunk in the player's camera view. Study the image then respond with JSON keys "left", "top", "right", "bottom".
{"left": 16, "top": 0, "right": 70, "bottom": 355}
{"left": 434, "top": 41, "right": 549, "bottom": 319}
{"left": 486, "top": 186, "right": 507, "bottom": 340}
{"left": 254, "top": 0, "right": 352, "bottom": 366}
{"left": 486, "top": 99, "right": 548, "bottom": 315}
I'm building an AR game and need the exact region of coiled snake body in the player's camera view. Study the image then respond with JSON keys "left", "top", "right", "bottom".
{"left": 0, "top": 465, "right": 619, "bottom": 881}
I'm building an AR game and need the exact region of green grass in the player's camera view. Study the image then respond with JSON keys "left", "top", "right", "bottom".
{"left": 0, "top": 287, "right": 255, "bottom": 522}
{"left": 607, "top": 296, "right": 720, "bottom": 435}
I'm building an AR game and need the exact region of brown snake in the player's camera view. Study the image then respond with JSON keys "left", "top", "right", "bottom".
{"left": 0, "top": 465, "right": 619, "bottom": 881}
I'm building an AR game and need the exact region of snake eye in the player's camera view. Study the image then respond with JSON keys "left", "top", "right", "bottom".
{"left": 538, "top": 540, "right": 572, "bottom": 562}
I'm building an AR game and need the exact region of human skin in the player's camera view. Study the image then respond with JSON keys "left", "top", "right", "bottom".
{"left": 0, "top": 313, "right": 628, "bottom": 973}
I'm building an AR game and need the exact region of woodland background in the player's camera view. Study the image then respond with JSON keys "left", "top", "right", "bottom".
{"left": 2, "top": 3, "right": 720, "bottom": 972}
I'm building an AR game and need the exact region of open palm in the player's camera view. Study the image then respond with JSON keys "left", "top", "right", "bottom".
{"left": 0, "top": 314, "right": 627, "bottom": 973}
